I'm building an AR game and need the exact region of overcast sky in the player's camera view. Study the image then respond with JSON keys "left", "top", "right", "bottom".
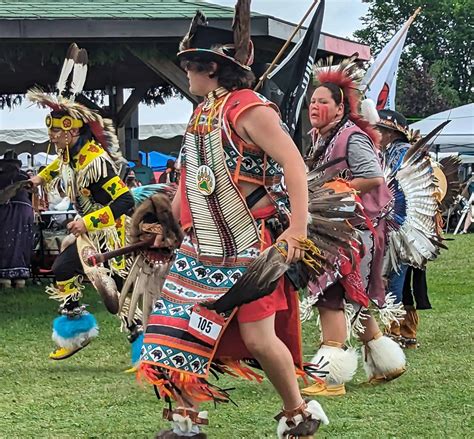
{"left": 0, "top": 0, "right": 369, "bottom": 130}
{"left": 211, "top": 0, "right": 368, "bottom": 36}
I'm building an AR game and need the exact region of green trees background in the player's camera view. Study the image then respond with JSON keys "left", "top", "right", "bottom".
{"left": 355, "top": 0, "right": 473, "bottom": 119}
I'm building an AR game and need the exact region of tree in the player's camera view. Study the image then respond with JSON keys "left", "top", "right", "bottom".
{"left": 355, "top": 0, "right": 473, "bottom": 118}
{"left": 397, "top": 63, "right": 451, "bottom": 119}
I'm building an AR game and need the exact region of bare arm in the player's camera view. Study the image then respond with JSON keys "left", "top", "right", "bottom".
{"left": 29, "top": 175, "right": 45, "bottom": 188}
{"left": 236, "top": 105, "right": 308, "bottom": 263}
{"left": 350, "top": 177, "right": 385, "bottom": 194}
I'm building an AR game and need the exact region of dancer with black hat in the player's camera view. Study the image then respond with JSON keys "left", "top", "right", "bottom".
{"left": 137, "top": 2, "right": 330, "bottom": 437}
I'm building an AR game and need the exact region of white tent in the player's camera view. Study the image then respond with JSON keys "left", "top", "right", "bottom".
{"left": 0, "top": 123, "right": 187, "bottom": 146}
{"left": 0, "top": 123, "right": 187, "bottom": 155}
{"left": 0, "top": 122, "right": 188, "bottom": 168}
{"left": 410, "top": 103, "right": 474, "bottom": 154}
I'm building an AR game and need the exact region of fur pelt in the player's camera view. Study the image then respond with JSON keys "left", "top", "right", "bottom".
{"left": 129, "top": 193, "right": 183, "bottom": 249}
{"left": 52, "top": 312, "right": 98, "bottom": 349}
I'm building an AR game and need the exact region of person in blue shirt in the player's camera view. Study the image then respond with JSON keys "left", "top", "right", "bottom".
{"left": 131, "top": 158, "right": 155, "bottom": 185}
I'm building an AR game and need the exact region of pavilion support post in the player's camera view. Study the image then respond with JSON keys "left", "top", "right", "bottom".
{"left": 129, "top": 48, "right": 199, "bottom": 104}
{"left": 116, "top": 85, "right": 150, "bottom": 128}
{"left": 115, "top": 85, "right": 150, "bottom": 162}
{"left": 112, "top": 86, "right": 126, "bottom": 156}
{"left": 125, "top": 108, "right": 140, "bottom": 162}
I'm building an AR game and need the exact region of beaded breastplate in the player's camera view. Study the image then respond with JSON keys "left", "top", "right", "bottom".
{"left": 183, "top": 88, "right": 260, "bottom": 258}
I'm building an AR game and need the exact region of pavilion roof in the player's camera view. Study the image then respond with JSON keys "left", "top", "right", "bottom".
{"left": 0, "top": 0, "right": 242, "bottom": 19}
{"left": 0, "top": 0, "right": 370, "bottom": 97}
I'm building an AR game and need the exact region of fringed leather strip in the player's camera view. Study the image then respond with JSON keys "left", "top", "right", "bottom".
{"left": 137, "top": 363, "right": 234, "bottom": 405}
{"left": 45, "top": 275, "right": 84, "bottom": 303}
{"left": 76, "top": 154, "right": 111, "bottom": 189}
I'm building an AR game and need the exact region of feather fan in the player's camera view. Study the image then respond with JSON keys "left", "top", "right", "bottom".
{"left": 439, "top": 156, "right": 462, "bottom": 212}
{"left": 202, "top": 161, "right": 359, "bottom": 314}
{"left": 384, "top": 122, "right": 451, "bottom": 271}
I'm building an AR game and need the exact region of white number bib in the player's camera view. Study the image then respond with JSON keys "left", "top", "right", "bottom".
{"left": 188, "top": 305, "right": 226, "bottom": 345}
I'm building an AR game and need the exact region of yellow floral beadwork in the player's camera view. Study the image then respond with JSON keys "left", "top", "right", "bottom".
{"left": 38, "top": 158, "right": 61, "bottom": 184}
{"left": 83, "top": 205, "right": 115, "bottom": 231}
{"left": 102, "top": 175, "right": 129, "bottom": 200}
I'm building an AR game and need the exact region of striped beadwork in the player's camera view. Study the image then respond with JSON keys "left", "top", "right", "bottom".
{"left": 184, "top": 128, "right": 259, "bottom": 258}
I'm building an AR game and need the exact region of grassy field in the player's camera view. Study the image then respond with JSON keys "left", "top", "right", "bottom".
{"left": 1, "top": 235, "right": 473, "bottom": 438}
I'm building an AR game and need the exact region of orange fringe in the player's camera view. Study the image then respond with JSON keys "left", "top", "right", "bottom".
{"left": 217, "top": 358, "right": 264, "bottom": 383}
{"left": 137, "top": 360, "right": 263, "bottom": 404}
{"left": 137, "top": 361, "right": 323, "bottom": 404}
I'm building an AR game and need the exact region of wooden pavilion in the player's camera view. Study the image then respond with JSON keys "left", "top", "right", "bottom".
{"left": 0, "top": 0, "right": 370, "bottom": 157}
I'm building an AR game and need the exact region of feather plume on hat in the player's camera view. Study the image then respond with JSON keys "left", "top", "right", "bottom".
{"left": 233, "top": 0, "right": 252, "bottom": 66}
{"left": 179, "top": 10, "right": 207, "bottom": 52}
{"left": 177, "top": 1, "right": 254, "bottom": 70}
{"left": 313, "top": 53, "right": 381, "bottom": 147}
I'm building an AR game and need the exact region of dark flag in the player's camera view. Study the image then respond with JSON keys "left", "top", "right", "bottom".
{"left": 261, "top": 0, "right": 325, "bottom": 139}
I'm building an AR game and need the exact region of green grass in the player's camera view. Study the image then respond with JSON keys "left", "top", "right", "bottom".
{"left": 1, "top": 235, "right": 473, "bottom": 438}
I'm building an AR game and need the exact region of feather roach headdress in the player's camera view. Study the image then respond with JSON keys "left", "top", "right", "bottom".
{"left": 27, "top": 43, "right": 125, "bottom": 166}
{"left": 177, "top": 0, "right": 254, "bottom": 70}
{"left": 313, "top": 54, "right": 381, "bottom": 146}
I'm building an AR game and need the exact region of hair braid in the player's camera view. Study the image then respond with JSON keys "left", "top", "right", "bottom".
{"left": 322, "top": 103, "right": 351, "bottom": 151}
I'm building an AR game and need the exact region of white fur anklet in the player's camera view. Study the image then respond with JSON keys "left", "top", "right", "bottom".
{"left": 276, "top": 400, "right": 329, "bottom": 439}
{"left": 310, "top": 343, "right": 358, "bottom": 385}
{"left": 362, "top": 334, "right": 406, "bottom": 381}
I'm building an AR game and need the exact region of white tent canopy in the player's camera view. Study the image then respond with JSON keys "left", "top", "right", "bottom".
{"left": 0, "top": 123, "right": 187, "bottom": 145}
{"left": 410, "top": 103, "right": 474, "bottom": 153}
{"left": 0, "top": 122, "right": 187, "bottom": 156}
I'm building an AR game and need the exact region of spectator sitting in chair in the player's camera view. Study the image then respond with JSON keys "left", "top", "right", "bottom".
{"left": 132, "top": 157, "right": 155, "bottom": 185}
{"left": 158, "top": 159, "right": 178, "bottom": 184}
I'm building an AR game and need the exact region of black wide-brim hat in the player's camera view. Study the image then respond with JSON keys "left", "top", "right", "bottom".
{"left": 177, "top": 3, "right": 254, "bottom": 71}
{"left": 1, "top": 149, "right": 22, "bottom": 167}
{"left": 177, "top": 25, "right": 253, "bottom": 71}
{"left": 376, "top": 109, "right": 409, "bottom": 138}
